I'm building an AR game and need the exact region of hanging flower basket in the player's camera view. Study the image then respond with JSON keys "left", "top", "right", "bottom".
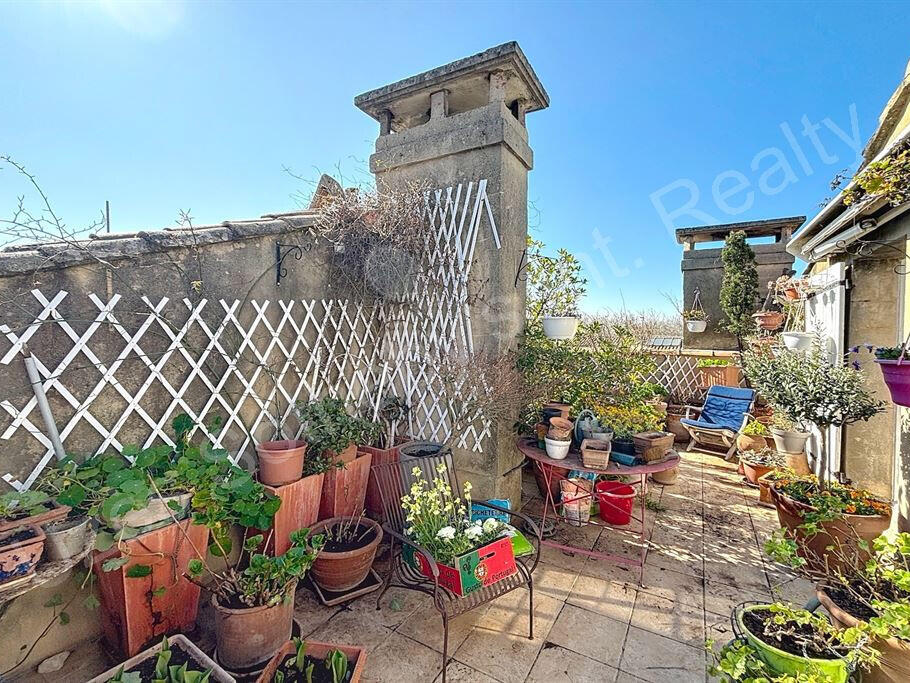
{"left": 781, "top": 332, "right": 813, "bottom": 351}
{"left": 542, "top": 316, "right": 579, "bottom": 340}
{"left": 875, "top": 358, "right": 910, "bottom": 407}
{"left": 686, "top": 319, "right": 707, "bottom": 333}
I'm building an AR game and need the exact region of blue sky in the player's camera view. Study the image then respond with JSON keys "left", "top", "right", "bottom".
{"left": 1, "top": 1, "right": 909, "bottom": 313}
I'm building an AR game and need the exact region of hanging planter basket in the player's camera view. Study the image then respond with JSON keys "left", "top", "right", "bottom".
{"left": 542, "top": 316, "right": 579, "bottom": 340}
{"left": 876, "top": 359, "right": 910, "bottom": 407}
{"left": 753, "top": 310, "right": 784, "bottom": 331}
{"left": 781, "top": 332, "right": 813, "bottom": 351}
{"left": 683, "top": 288, "right": 707, "bottom": 333}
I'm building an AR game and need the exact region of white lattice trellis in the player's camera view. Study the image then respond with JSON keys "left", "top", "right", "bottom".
{"left": 0, "top": 179, "right": 500, "bottom": 490}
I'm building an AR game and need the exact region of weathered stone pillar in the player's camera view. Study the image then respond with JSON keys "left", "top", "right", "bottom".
{"left": 355, "top": 42, "right": 548, "bottom": 502}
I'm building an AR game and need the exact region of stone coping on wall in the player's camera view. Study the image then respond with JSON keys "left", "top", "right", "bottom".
{"left": 0, "top": 210, "right": 318, "bottom": 276}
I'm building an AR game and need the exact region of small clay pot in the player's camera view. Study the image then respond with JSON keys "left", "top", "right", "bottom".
{"left": 257, "top": 440, "right": 307, "bottom": 486}
{"left": 310, "top": 516, "right": 383, "bottom": 592}
{"left": 741, "top": 460, "right": 774, "bottom": 485}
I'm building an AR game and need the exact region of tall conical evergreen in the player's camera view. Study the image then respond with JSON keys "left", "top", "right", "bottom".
{"left": 719, "top": 230, "right": 758, "bottom": 348}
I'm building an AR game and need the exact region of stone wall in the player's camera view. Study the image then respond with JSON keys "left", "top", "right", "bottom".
{"left": 681, "top": 242, "right": 795, "bottom": 350}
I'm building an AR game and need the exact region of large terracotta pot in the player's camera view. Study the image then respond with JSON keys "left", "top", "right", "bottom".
{"left": 256, "top": 640, "right": 367, "bottom": 683}
{"left": 310, "top": 516, "right": 382, "bottom": 592}
{"left": 212, "top": 583, "right": 297, "bottom": 671}
{"left": 784, "top": 451, "right": 812, "bottom": 475}
{"left": 93, "top": 519, "right": 209, "bottom": 658}
{"left": 753, "top": 310, "right": 785, "bottom": 331}
{"left": 736, "top": 433, "right": 771, "bottom": 452}
{"left": 817, "top": 585, "right": 910, "bottom": 683}
{"left": 319, "top": 451, "right": 372, "bottom": 520}
{"left": 532, "top": 460, "right": 568, "bottom": 499}
{"left": 361, "top": 444, "right": 400, "bottom": 521}
{"left": 256, "top": 440, "right": 307, "bottom": 486}
{"left": 770, "top": 487, "right": 890, "bottom": 574}
{"left": 325, "top": 442, "right": 358, "bottom": 464}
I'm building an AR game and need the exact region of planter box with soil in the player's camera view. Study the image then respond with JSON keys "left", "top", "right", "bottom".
{"left": 92, "top": 519, "right": 209, "bottom": 658}
{"left": 86, "top": 634, "right": 236, "bottom": 683}
{"left": 0, "top": 524, "right": 45, "bottom": 587}
{"left": 310, "top": 516, "right": 382, "bottom": 592}
{"left": 0, "top": 500, "right": 69, "bottom": 534}
{"left": 257, "top": 640, "right": 366, "bottom": 683}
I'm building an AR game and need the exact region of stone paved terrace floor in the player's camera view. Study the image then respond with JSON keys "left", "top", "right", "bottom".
{"left": 26, "top": 450, "right": 815, "bottom": 683}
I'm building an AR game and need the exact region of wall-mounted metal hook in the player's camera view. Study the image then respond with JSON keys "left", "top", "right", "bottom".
{"left": 514, "top": 248, "right": 528, "bottom": 288}
{"left": 838, "top": 238, "right": 908, "bottom": 275}
{"left": 276, "top": 241, "right": 313, "bottom": 287}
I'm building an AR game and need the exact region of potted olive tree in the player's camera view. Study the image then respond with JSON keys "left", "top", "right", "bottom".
{"left": 744, "top": 342, "right": 887, "bottom": 570}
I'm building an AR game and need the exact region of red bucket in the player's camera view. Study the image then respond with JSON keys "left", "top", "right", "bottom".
{"left": 595, "top": 481, "right": 636, "bottom": 525}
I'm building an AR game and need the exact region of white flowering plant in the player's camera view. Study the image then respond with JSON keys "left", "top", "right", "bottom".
{"left": 400, "top": 463, "right": 504, "bottom": 566}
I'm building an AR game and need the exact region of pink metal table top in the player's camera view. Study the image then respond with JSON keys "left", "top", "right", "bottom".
{"left": 517, "top": 437, "right": 682, "bottom": 586}
{"left": 517, "top": 437, "right": 680, "bottom": 475}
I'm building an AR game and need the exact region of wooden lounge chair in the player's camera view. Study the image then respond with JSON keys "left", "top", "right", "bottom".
{"left": 681, "top": 386, "right": 756, "bottom": 459}
{"left": 372, "top": 451, "right": 541, "bottom": 683}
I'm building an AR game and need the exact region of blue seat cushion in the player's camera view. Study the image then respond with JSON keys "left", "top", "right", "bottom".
{"left": 693, "top": 386, "right": 756, "bottom": 432}
{"left": 680, "top": 417, "right": 734, "bottom": 432}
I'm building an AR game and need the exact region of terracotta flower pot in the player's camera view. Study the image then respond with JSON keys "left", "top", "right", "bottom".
{"left": 753, "top": 311, "right": 785, "bottom": 331}
{"left": 770, "top": 487, "right": 890, "bottom": 574}
{"left": 532, "top": 460, "right": 568, "bottom": 499}
{"left": 93, "top": 519, "right": 208, "bottom": 658}
{"left": 256, "top": 440, "right": 307, "bottom": 486}
{"left": 310, "top": 516, "right": 382, "bottom": 592}
{"left": 361, "top": 444, "right": 400, "bottom": 520}
{"left": 783, "top": 451, "right": 811, "bottom": 475}
{"left": 756, "top": 472, "right": 776, "bottom": 507}
{"left": 817, "top": 585, "right": 910, "bottom": 683}
{"left": 741, "top": 461, "right": 774, "bottom": 485}
{"left": 256, "top": 640, "right": 367, "bottom": 683}
{"left": 736, "top": 433, "right": 770, "bottom": 452}
{"left": 319, "top": 451, "right": 372, "bottom": 521}
{"left": 326, "top": 442, "right": 358, "bottom": 464}
{"left": 0, "top": 524, "right": 45, "bottom": 586}
{"left": 0, "top": 501, "right": 69, "bottom": 534}
{"left": 651, "top": 466, "right": 678, "bottom": 485}
{"left": 543, "top": 402, "right": 571, "bottom": 419}
{"left": 212, "top": 583, "right": 297, "bottom": 671}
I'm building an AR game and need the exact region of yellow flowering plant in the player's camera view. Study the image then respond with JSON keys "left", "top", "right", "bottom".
{"left": 399, "top": 463, "right": 503, "bottom": 566}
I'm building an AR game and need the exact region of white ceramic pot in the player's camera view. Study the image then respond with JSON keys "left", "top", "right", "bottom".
{"left": 771, "top": 427, "right": 811, "bottom": 455}
{"left": 542, "top": 316, "right": 579, "bottom": 341}
{"left": 781, "top": 332, "right": 814, "bottom": 351}
{"left": 686, "top": 320, "right": 707, "bottom": 333}
{"left": 544, "top": 437, "right": 571, "bottom": 460}
{"left": 111, "top": 493, "right": 192, "bottom": 531}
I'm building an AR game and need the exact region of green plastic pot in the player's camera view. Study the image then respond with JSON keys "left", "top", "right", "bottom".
{"left": 736, "top": 605, "right": 850, "bottom": 683}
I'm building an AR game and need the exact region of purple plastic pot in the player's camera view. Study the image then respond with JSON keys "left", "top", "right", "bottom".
{"left": 876, "top": 359, "right": 910, "bottom": 407}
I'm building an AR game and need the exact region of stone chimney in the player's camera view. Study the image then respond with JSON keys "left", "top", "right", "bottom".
{"left": 355, "top": 42, "right": 548, "bottom": 502}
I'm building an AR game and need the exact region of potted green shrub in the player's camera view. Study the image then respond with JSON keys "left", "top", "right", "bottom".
{"left": 707, "top": 602, "right": 875, "bottom": 683}
{"left": 257, "top": 638, "right": 367, "bottom": 683}
{"left": 719, "top": 230, "right": 759, "bottom": 349}
{"left": 298, "top": 398, "right": 380, "bottom": 521}
{"left": 0, "top": 489, "right": 69, "bottom": 533}
{"left": 39, "top": 414, "right": 281, "bottom": 658}
{"left": 187, "top": 528, "right": 323, "bottom": 671}
{"left": 86, "top": 634, "right": 235, "bottom": 683}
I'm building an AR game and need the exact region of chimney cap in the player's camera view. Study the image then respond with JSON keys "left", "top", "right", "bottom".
{"left": 355, "top": 41, "right": 548, "bottom": 131}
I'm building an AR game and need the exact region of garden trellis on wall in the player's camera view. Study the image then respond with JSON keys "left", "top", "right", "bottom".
{"left": 0, "top": 179, "right": 500, "bottom": 491}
